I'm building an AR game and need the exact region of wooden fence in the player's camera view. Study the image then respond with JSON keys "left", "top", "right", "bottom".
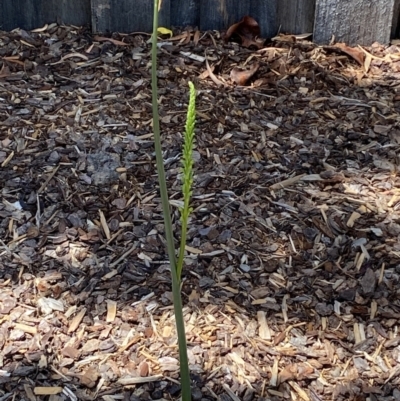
{"left": 1, "top": 0, "right": 399, "bottom": 46}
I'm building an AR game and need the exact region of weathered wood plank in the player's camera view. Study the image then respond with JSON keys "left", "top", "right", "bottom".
{"left": 252, "top": 0, "right": 278, "bottom": 39}
{"left": 392, "top": 0, "right": 400, "bottom": 38}
{"left": 92, "top": 0, "right": 170, "bottom": 33}
{"left": 277, "top": 0, "right": 315, "bottom": 34}
{"left": 199, "top": 0, "right": 250, "bottom": 31}
{"left": 0, "top": 0, "right": 91, "bottom": 31}
{"left": 1, "top": 0, "right": 36, "bottom": 31}
{"left": 314, "top": 0, "right": 395, "bottom": 45}
{"left": 171, "top": 0, "right": 200, "bottom": 28}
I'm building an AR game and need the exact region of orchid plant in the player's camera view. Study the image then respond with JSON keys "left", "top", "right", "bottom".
{"left": 150, "top": 0, "right": 196, "bottom": 399}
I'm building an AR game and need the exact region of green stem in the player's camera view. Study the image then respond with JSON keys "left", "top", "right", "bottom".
{"left": 151, "top": 2, "right": 191, "bottom": 401}
{"left": 177, "top": 206, "right": 189, "bottom": 280}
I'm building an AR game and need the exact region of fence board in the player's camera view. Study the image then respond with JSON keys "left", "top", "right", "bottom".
{"left": 314, "top": 0, "right": 395, "bottom": 45}
{"left": 392, "top": 0, "right": 400, "bottom": 37}
{"left": 0, "top": 0, "right": 91, "bottom": 31}
{"left": 252, "top": 0, "right": 278, "bottom": 39}
{"left": 171, "top": 0, "right": 200, "bottom": 28}
{"left": 92, "top": 0, "right": 170, "bottom": 33}
{"left": 199, "top": 0, "right": 249, "bottom": 31}
{"left": 277, "top": 0, "right": 315, "bottom": 34}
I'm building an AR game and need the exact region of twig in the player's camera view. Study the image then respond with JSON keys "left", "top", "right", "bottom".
{"left": 110, "top": 243, "right": 138, "bottom": 268}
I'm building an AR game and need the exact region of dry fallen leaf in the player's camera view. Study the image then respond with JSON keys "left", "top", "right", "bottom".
{"left": 230, "top": 62, "right": 260, "bottom": 85}
{"left": 225, "top": 16, "right": 264, "bottom": 49}
{"left": 93, "top": 35, "right": 129, "bottom": 46}
{"left": 193, "top": 30, "right": 200, "bottom": 46}
{"left": 333, "top": 43, "right": 365, "bottom": 66}
{"left": 271, "top": 34, "right": 297, "bottom": 43}
{"left": 205, "top": 51, "right": 227, "bottom": 87}
{"left": 180, "top": 30, "right": 191, "bottom": 45}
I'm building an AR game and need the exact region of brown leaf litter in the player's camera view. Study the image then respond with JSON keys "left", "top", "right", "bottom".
{"left": 1, "top": 23, "right": 400, "bottom": 401}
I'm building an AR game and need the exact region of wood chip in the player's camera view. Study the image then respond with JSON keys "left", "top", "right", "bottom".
{"left": 106, "top": 300, "right": 117, "bottom": 322}
{"left": 34, "top": 387, "right": 63, "bottom": 395}
{"left": 68, "top": 308, "right": 87, "bottom": 333}
{"left": 257, "top": 311, "right": 271, "bottom": 340}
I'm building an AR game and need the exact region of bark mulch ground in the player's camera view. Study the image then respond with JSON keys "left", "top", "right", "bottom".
{"left": 1, "top": 23, "right": 400, "bottom": 401}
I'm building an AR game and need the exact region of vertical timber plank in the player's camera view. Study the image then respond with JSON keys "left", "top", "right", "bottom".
{"left": 57, "top": 0, "right": 91, "bottom": 28}
{"left": 199, "top": 0, "right": 226, "bottom": 31}
{"left": 0, "top": 0, "right": 37, "bottom": 31}
{"left": 171, "top": 0, "right": 200, "bottom": 28}
{"left": 200, "top": 0, "right": 250, "bottom": 31}
{"left": 91, "top": 0, "right": 112, "bottom": 33}
{"left": 277, "top": 0, "right": 315, "bottom": 34}
{"left": 0, "top": 0, "right": 90, "bottom": 31}
{"left": 253, "top": 0, "right": 279, "bottom": 39}
{"left": 92, "top": 0, "right": 170, "bottom": 33}
{"left": 314, "top": 0, "right": 395, "bottom": 46}
{"left": 392, "top": 0, "right": 400, "bottom": 38}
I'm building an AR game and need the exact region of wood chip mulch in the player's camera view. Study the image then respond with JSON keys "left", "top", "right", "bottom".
{"left": 1, "top": 24, "right": 400, "bottom": 401}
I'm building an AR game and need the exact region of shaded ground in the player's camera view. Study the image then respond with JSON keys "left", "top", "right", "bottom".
{"left": 1, "top": 24, "right": 400, "bottom": 401}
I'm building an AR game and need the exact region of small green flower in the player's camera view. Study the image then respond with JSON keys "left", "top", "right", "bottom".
{"left": 177, "top": 81, "right": 196, "bottom": 280}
